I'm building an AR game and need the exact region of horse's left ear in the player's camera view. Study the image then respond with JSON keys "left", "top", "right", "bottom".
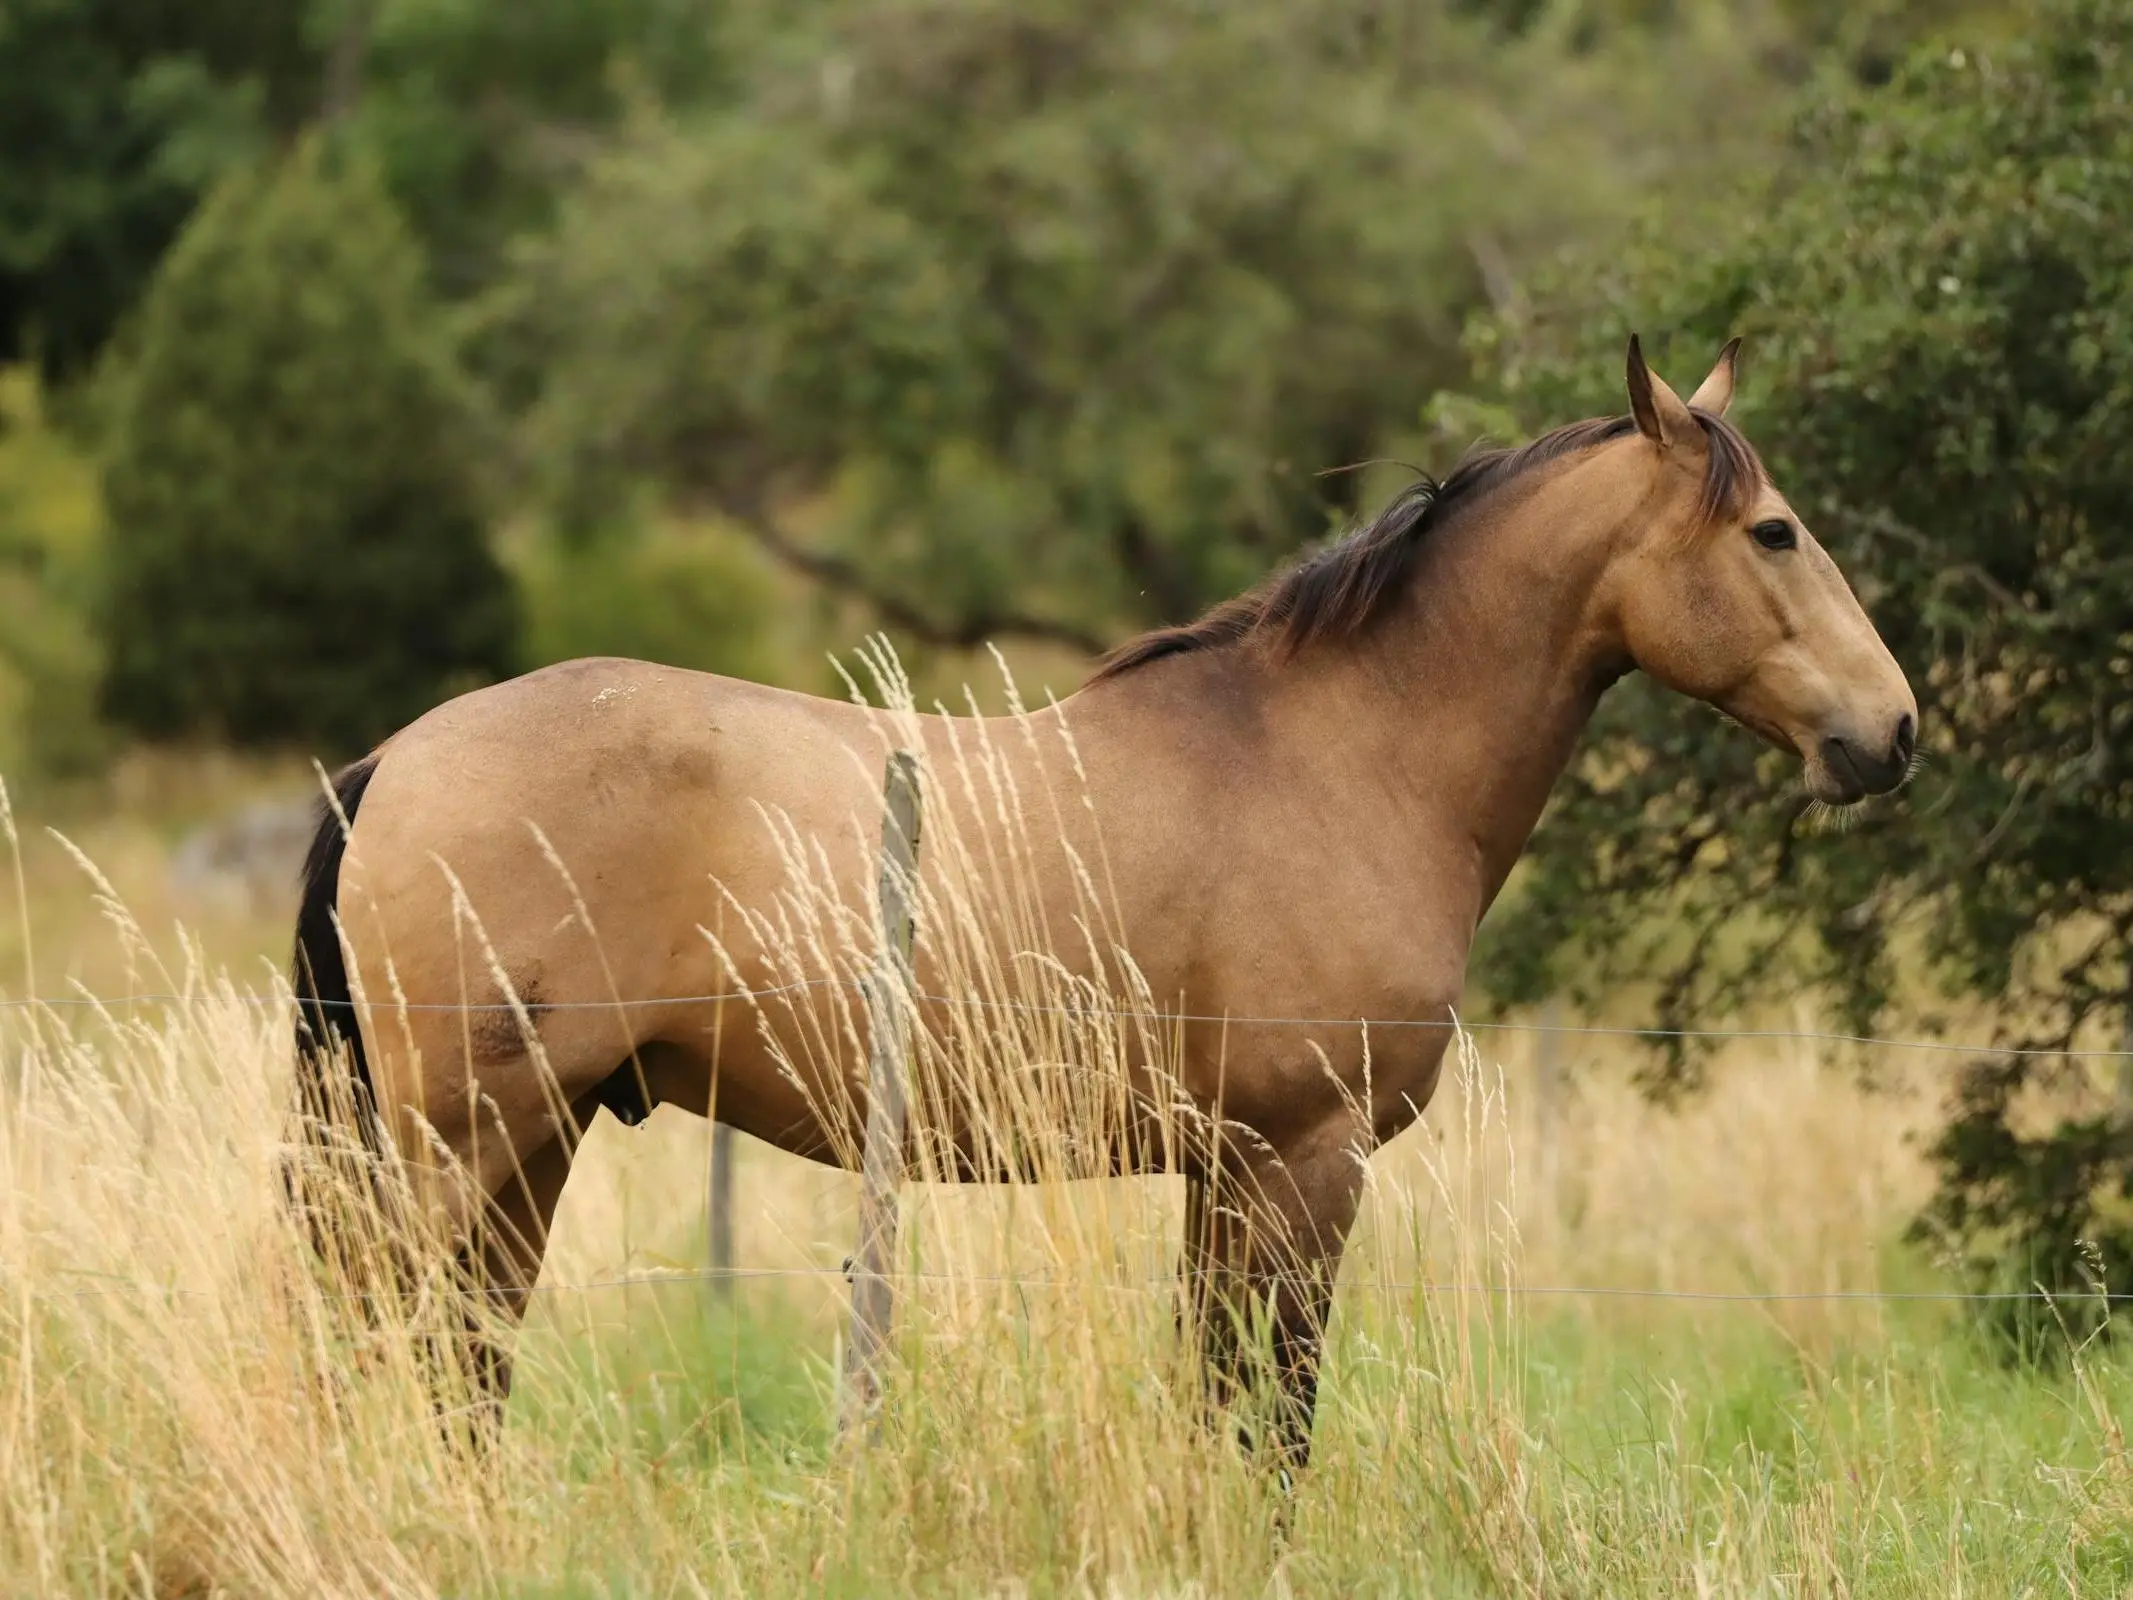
{"left": 1687, "top": 338, "right": 1743, "bottom": 418}
{"left": 1626, "top": 333, "right": 1696, "bottom": 447}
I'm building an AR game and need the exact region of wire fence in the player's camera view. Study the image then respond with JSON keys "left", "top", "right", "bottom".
{"left": 1, "top": 978, "right": 2126, "bottom": 1060}
{"left": 9, "top": 979, "right": 2126, "bottom": 1318}
{"left": 34, "top": 1261, "right": 2133, "bottom": 1310}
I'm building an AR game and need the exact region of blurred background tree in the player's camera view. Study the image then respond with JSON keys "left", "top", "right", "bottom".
{"left": 1459, "top": 0, "right": 2133, "bottom": 1333}
{"left": 504, "top": 514, "right": 783, "bottom": 685}
{"left": 345, "top": 0, "right": 739, "bottom": 298}
{"left": 499, "top": 0, "right": 1805, "bottom": 657}
{"left": 98, "top": 139, "right": 515, "bottom": 755}
{"left": 0, "top": 369, "right": 107, "bottom": 778}
{"left": 0, "top": 0, "right": 318, "bottom": 378}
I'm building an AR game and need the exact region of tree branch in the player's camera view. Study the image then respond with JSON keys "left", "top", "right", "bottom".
{"left": 1828, "top": 501, "right": 2037, "bottom": 619}
{"left": 719, "top": 499, "right": 1109, "bottom": 656}
{"left": 322, "top": 0, "right": 373, "bottom": 125}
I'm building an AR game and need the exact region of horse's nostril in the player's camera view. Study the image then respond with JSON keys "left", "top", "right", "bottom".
{"left": 1892, "top": 712, "right": 1916, "bottom": 767}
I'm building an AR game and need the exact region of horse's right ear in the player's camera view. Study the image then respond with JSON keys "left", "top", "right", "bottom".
{"left": 1625, "top": 334, "right": 1694, "bottom": 448}
{"left": 1687, "top": 337, "right": 1742, "bottom": 418}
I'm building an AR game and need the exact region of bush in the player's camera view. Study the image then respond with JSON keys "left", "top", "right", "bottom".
{"left": 1465, "top": 0, "right": 2133, "bottom": 1334}
{"left": 98, "top": 139, "right": 516, "bottom": 758}
{"left": 0, "top": 367, "right": 109, "bottom": 779}
{"left": 510, "top": 516, "right": 781, "bottom": 684}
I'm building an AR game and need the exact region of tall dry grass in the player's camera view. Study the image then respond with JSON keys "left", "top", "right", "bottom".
{"left": 7, "top": 948, "right": 2127, "bottom": 1593}
{"left": 1, "top": 659, "right": 2127, "bottom": 1596}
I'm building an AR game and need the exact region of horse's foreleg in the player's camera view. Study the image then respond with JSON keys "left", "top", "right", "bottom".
{"left": 1180, "top": 1118, "right": 1366, "bottom": 1473}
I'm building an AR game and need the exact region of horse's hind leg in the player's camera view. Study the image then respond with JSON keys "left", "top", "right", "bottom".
{"left": 457, "top": 1061, "right": 652, "bottom": 1411}
{"left": 1181, "top": 1116, "right": 1367, "bottom": 1474}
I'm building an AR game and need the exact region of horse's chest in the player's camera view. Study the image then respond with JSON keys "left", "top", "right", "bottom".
{"left": 1215, "top": 865, "right": 1475, "bottom": 1022}
{"left": 1121, "top": 797, "right": 1478, "bottom": 1135}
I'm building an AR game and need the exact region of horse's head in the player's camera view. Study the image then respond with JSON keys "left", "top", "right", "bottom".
{"left": 1604, "top": 336, "right": 1916, "bottom": 805}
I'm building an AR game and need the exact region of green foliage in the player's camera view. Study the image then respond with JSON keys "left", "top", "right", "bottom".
{"left": 1922, "top": 1059, "right": 2133, "bottom": 1355}
{"left": 0, "top": 0, "right": 317, "bottom": 376}
{"left": 503, "top": 0, "right": 1800, "bottom": 650}
{"left": 98, "top": 140, "right": 516, "bottom": 757}
{"left": 0, "top": 369, "right": 110, "bottom": 778}
{"left": 1463, "top": 0, "right": 2016, "bottom": 85}
{"left": 0, "top": 0, "right": 741, "bottom": 378}
{"left": 352, "top": 0, "right": 738, "bottom": 299}
{"left": 509, "top": 515, "right": 782, "bottom": 683}
{"left": 1466, "top": 0, "right": 2133, "bottom": 1318}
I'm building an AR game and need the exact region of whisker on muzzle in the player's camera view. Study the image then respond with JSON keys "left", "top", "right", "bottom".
{"left": 1800, "top": 796, "right": 1864, "bottom": 836}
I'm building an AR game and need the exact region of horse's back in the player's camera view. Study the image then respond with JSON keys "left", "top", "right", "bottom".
{"left": 349, "top": 654, "right": 877, "bottom": 906}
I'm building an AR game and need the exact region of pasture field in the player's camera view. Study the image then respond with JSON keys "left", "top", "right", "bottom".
{"left": 1, "top": 763, "right": 2129, "bottom": 1598}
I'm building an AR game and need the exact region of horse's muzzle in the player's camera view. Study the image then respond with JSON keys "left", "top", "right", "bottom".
{"left": 1819, "top": 712, "right": 1914, "bottom": 802}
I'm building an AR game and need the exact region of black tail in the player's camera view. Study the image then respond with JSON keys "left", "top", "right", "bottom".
{"left": 287, "top": 750, "right": 495, "bottom": 1435}
{"left": 293, "top": 753, "right": 382, "bottom": 1146}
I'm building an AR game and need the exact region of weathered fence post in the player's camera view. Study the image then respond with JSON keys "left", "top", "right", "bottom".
{"left": 840, "top": 748, "right": 923, "bottom": 1436}
{"left": 707, "top": 1120, "right": 735, "bottom": 1303}
{"left": 1534, "top": 996, "right": 1563, "bottom": 1231}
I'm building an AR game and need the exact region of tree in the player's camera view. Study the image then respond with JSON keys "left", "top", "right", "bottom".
{"left": 1465, "top": 0, "right": 2133, "bottom": 1329}
{"left": 0, "top": 0, "right": 320, "bottom": 377}
{"left": 1456, "top": 0, "right": 2019, "bottom": 86}
{"left": 348, "top": 0, "right": 737, "bottom": 300}
{"left": 99, "top": 139, "right": 516, "bottom": 757}
{"left": 500, "top": 0, "right": 1806, "bottom": 659}
{"left": 0, "top": 367, "right": 109, "bottom": 779}
{"left": 0, "top": 0, "right": 742, "bottom": 380}
{"left": 509, "top": 516, "right": 782, "bottom": 685}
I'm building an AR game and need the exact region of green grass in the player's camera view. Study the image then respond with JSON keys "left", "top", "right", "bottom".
{"left": 11, "top": 978, "right": 2119, "bottom": 1596}
{"left": 513, "top": 1283, "right": 831, "bottom": 1473}
{"left": 481, "top": 1278, "right": 2133, "bottom": 1598}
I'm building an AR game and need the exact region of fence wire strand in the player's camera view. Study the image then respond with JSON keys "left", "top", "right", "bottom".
{"left": 1, "top": 979, "right": 2126, "bottom": 1059}
{"left": 32, "top": 1262, "right": 2132, "bottom": 1310}
{"left": 10, "top": 985, "right": 2124, "bottom": 1316}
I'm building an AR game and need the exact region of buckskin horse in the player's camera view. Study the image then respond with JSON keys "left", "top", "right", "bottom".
{"left": 292, "top": 337, "right": 1915, "bottom": 1467}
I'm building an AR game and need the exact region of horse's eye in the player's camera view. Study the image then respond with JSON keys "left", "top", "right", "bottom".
{"left": 1750, "top": 519, "right": 1797, "bottom": 552}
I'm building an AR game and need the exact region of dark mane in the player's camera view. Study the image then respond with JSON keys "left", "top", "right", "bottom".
{"left": 1091, "top": 409, "right": 1763, "bottom": 682}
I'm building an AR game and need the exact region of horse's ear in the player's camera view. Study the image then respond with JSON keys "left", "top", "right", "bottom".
{"left": 1625, "top": 333, "right": 1694, "bottom": 448}
{"left": 1687, "top": 337, "right": 1743, "bottom": 418}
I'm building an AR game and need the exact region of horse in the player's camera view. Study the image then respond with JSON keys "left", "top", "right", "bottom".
{"left": 291, "top": 336, "right": 1916, "bottom": 1467}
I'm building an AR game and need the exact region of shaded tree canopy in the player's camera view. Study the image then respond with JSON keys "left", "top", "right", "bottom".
{"left": 499, "top": 0, "right": 1807, "bottom": 655}
{"left": 1462, "top": 0, "right": 2133, "bottom": 1320}
{"left": 0, "top": 0, "right": 740, "bottom": 378}
{"left": 347, "top": 0, "right": 738, "bottom": 297}
{"left": 0, "top": 0, "right": 319, "bottom": 377}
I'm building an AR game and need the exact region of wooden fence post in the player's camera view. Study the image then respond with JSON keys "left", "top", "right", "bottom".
{"left": 707, "top": 1120, "right": 735, "bottom": 1303}
{"left": 840, "top": 748, "right": 923, "bottom": 1436}
{"left": 1534, "top": 996, "right": 1563, "bottom": 1231}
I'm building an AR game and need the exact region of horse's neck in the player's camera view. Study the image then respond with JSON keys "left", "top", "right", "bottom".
{"left": 1285, "top": 472, "right": 1631, "bottom": 914}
